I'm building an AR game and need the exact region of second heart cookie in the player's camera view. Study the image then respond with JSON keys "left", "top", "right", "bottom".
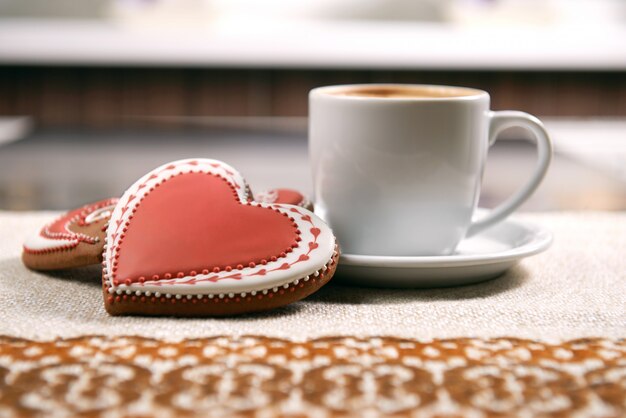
{"left": 22, "top": 198, "right": 118, "bottom": 271}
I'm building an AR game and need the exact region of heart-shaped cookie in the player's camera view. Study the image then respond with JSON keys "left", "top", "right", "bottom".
{"left": 103, "top": 159, "right": 338, "bottom": 316}
{"left": 23, "top": 198, "right": 119, "bottom": 270}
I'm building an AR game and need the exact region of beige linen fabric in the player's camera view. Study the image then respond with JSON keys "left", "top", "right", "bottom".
{"left": 0, "top": 211, "right": 624, "bottom": 341}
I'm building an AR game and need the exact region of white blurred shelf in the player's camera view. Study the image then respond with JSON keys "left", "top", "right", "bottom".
{"left": 0, "top": 18, "right": 625, "bottom": 69}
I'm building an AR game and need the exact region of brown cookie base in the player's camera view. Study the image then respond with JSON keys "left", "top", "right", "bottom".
{"left": 104, "top": 246, "right": 338, "bottom": 317}
{"left": 22, "top": 219, "right": 108, "bottom": 271}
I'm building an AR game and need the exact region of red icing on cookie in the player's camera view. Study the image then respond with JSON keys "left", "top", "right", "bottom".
{"left": 114, "top": 173, "right": 298, "bottom": 283}
{"left": 274, "top": 189, "right": 305, "bottom": 205}
{"left": 255, "top": 188, "right": 310, "bottom": 207}
{"left": 45, "top": 207, "right": 87, "bottom": 235}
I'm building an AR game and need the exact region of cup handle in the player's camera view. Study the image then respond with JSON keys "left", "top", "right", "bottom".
{"left": 466, "top": 110, "right": 552, "bottom": 237}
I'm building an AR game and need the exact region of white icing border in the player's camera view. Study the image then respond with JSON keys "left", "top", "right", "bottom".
{"left": 104, "top": 158, "right": 335, "bottom": 297}
{"left": 254, "top": 189, "right": 279, "bottom": 204}
{"left": 23, "top": 234, "right": 78, "bottom": 252}
{"left": 84, "top": 206, "right": 114, "bottom": 224}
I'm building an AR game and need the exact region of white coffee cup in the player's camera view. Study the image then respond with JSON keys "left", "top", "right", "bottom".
{"left": 309, "top": 84, "right": 551, "bottom": 256}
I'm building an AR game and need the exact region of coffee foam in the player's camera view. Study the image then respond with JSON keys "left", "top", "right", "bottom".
{"left": 329, "top": 85, "right": 481, "bottom": 99}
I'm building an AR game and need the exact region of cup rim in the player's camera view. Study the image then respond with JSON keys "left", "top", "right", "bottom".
{"left": 310, "top": 83, "right": 489, "bottom": 102}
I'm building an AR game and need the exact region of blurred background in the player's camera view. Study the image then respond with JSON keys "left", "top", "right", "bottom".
{"left": 0, "top": 0, "right": 625, "bottom": 210}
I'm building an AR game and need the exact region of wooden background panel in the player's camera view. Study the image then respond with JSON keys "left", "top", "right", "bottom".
{"left": 0, "top": 67, "right": 624, "bottom": 128}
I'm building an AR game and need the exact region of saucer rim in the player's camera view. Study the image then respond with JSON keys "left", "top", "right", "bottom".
{"left": 338, "top": 218, "right": 552, "bottom": 268}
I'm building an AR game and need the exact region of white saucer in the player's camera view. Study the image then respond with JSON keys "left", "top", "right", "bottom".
{"left": 336, "top": 216, "right": 552, "bottom": 288}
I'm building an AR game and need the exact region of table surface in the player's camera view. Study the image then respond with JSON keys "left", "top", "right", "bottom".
{"left": 1, "top": 210, "right": 625, "bottom": 417}
{"left": 2, "top": 210, "right": 624, "bottom": 341}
